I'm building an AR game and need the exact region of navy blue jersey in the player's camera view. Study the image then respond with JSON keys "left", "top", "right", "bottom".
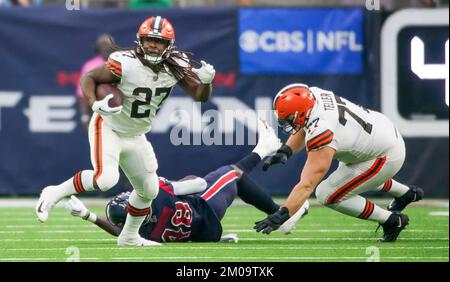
{"left": 138, "top": 166, "right": 239, "bottom": 242}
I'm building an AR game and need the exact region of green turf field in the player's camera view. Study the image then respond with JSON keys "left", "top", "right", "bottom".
{"left": 0, "top": 202, "right": 448, "bottom": 262}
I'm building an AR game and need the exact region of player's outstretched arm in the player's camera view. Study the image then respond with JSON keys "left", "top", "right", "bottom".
{"left": 65, "top": 196, "right": 120, "bottom": 237}
{"left": 286, "top": 129, "right": 307, "bottom": 154}
{"left": 284, "top": 146, "right": 334, "bottom": 216}
{"left": 262, "top": 130, "right": 306, "bottom": 171}
{"left": 178, "top": 60, "right": 215, "bottom": 102}
{"left": 256, "top": 146, "right": 334, "bottom": 234}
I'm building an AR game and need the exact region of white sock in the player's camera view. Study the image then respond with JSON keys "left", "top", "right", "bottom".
{"left": 330, "top": 195, "right": 391, "bottom": 224}
{"left": 119, "top": 190, "right": 152, "bottom": 238}
{"left": 376, "top": 179, "right": 410, "bottom": 197}
{"left": 45, "top": 170, "right": 95, "bottom": 201}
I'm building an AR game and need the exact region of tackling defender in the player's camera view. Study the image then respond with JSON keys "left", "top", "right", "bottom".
{"left": 65, "top": 120, "right": 310, "bottom": 243}
{"left": 255, "top": 84, "right": 424, "bottom": 242}
{"left": 36, "top": 16, "right": 216, "bottom": 246}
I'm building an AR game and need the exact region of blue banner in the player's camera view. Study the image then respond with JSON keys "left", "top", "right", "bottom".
{"left": 239, "top": 8, "right": 364, "bottom": 74}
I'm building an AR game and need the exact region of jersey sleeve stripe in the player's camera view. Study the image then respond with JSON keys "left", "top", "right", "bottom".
{"left": 307, "top": 135, "right": 334, "bottom": 151}
{"left": 159, "top": 180, "right": 174, "bottom": 195}
{"left": 306, "top": 130, "right": 334, "bottom": 151}
{"left": 105, "top": 62, "right": 122, "bottom": 77}
{"left": 107, "top": 59, "right": 122, "bottom": 70}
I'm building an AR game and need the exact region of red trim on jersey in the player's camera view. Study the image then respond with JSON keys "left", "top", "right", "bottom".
{"left": 307, "top": 130, "right": 334, "bottom": 152}
{"left": 149, "top": 206, "right": 174, "bottom": 241}
{"left": 381, "top": 179, "right": 393, "bottom": 192}
{"left": 359, "top": 200, "right": 375, "bottom": 219}
{"left": 159, "top": 180, "right": 174, "bottom": 195}
{"left": 200, "top": 170, "right": 238, "bottom": 201}
{"left": 326, "top": 157, "right": 387, "bottom": 205}
{"left": 93, "top": 115, "right": 103, "bottom": 182}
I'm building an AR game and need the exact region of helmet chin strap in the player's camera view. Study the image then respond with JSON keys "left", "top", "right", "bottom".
{"left": 136, "top": 39, "right": 172, "bottom": 65}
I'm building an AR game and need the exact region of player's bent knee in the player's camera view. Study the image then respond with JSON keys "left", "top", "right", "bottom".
{"left": 95, "top": 170, "right": 120, "bottom": 191}
{"left": 140, "top": 174, "right": 159, "bottom": 200}
{"left": 315, "top": 183, "right": 333, "bottom": 206}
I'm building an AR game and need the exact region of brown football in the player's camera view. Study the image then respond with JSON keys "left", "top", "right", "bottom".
{"left": 95, "top": 84, "right": 124, "bottom": 108}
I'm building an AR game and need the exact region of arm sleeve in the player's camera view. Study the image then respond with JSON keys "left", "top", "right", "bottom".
{"left": 171, "top": 177, "right": 208, "bottom": 196}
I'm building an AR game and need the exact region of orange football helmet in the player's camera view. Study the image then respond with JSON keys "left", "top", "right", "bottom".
{"left": 136, "top": 16, "right": 175, "bottom": 64}
{"left": 273, "top": 83, "right": 316, "bottom": 134}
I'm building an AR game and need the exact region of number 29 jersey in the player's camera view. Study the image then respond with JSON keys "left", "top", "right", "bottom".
{"left": 104, "top": 50, "right": 180, "bottom": 137}
{"left": 304, "top": 87, "right": 401, "bottom": 164}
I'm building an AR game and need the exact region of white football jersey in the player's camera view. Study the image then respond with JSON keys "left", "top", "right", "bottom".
{"left": 304, "top": 87, "right": 400, "bottom": 164}
{"left": 104, "top": 50, "right": 181, "bottom": 137}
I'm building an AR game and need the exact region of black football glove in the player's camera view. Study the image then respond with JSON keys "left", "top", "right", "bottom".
{"left": 262, "top": 144, "right": 293, "bottom": 171}
{"left": 254, "top": 207, "right": 290, "bottom": 234}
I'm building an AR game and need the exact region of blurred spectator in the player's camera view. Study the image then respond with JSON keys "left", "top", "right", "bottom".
{"left": 239, "top": 0, "right": 253, "bottom": 6}
{"left": 76, "top": 34, "right": 114, "bottom": 129}
{"left": 0, "top": 0, "right": 41, "bottom": 6}
{"left": 129, "top": 0, "right": 172, "bottom": 9}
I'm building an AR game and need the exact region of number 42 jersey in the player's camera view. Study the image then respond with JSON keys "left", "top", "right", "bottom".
{"left": 104, "top": 50, "right": 181, "bottom": 137}
{"left": 304, "top": 87, "right": 401, "bottom": 164}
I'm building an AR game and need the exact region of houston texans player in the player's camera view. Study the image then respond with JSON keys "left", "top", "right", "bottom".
{"left": 36, "top": 16, "right": 215, "bottom": 246}
{"left": 66, "top": 120, "right": 310, "bottom": 243}
{"left": 256, "top": 84, "right": 424, "bottom": 242}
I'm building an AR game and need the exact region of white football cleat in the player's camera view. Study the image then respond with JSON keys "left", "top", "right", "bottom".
{"left": 279, "top": 200, "right": 310, "bottom": 234}
{"left": 253, "top": 119, "right": 282, "bottom": 159}
{"left": 219, "top": 233, "right": 239, "bottom": 243}
{"left": 117, "top": 235, "right": 162, "bottom": 247}
{"left": 35, "top": 186, "right": 59, "bottom": 223}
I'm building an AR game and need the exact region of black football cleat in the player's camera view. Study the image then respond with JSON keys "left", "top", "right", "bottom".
{"left": 388, "top": 186, "right": 424, "bottom": 212}
{"left": 379, "top": 212, "right": 409, "bottom": 242}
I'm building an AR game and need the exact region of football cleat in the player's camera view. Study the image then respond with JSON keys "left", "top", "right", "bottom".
{"left": 35, "top": 186, "right": 59, "bottom": 223}
{"left": 279, "top": 200, "right": 310, "bottom": 234}
{"left": 252, "top": 119, "right": 282, "bottom": 159}
{"left": 379, "top": 211, "right": 409, "bottom": 242}
{"left": 219, "top": 233, "right": 239, "bottom": 243}
{"left": 388, "top": 186, "right": 424, "bottom": 212}
{"left": 117, "top": 234, "right": 162, "bottom": 247}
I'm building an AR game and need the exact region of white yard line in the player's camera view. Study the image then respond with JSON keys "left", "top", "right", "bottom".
{"left": 0, "top": 229, "right": 444, "bottom": 234}
{"left": 430, "top": 212, "right": 449, "bottom": 216}
{"left": 0, "top": 237, "right": 447, "bottom": 242}
{"left": 3, "top": 246, "right": 448, "bottom": 252}
{"left": 224, "top": 229, "right": 446, "bottom": 233}
{"left": 0, "top": 256, "right": 447, "bottom": 261}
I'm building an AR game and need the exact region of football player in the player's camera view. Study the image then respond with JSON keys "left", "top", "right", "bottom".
{"left": 65, "top": 120, "right": 310, "bottom": 243}
{"left": 36, "top": 16, "right": 216, "bottom": 246}
{"left": 256, "top": 84, "right": 424, "bottom": 242}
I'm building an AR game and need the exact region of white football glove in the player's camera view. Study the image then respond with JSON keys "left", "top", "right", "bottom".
{"left": 192, "top": 60, "right": 216, "bottom": 84}
{"left": 65, "top": 195, "right": 89, "bottom": 219}
{"left": 92, "top": 94, "right": 122, "bottom": 116}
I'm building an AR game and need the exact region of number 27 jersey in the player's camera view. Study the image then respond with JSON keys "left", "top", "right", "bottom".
{"left": 104, "top": 50, "right": 179, "bottom": 137}
{"left": 304, "top": 87, "right": 400, "bottom": 164}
